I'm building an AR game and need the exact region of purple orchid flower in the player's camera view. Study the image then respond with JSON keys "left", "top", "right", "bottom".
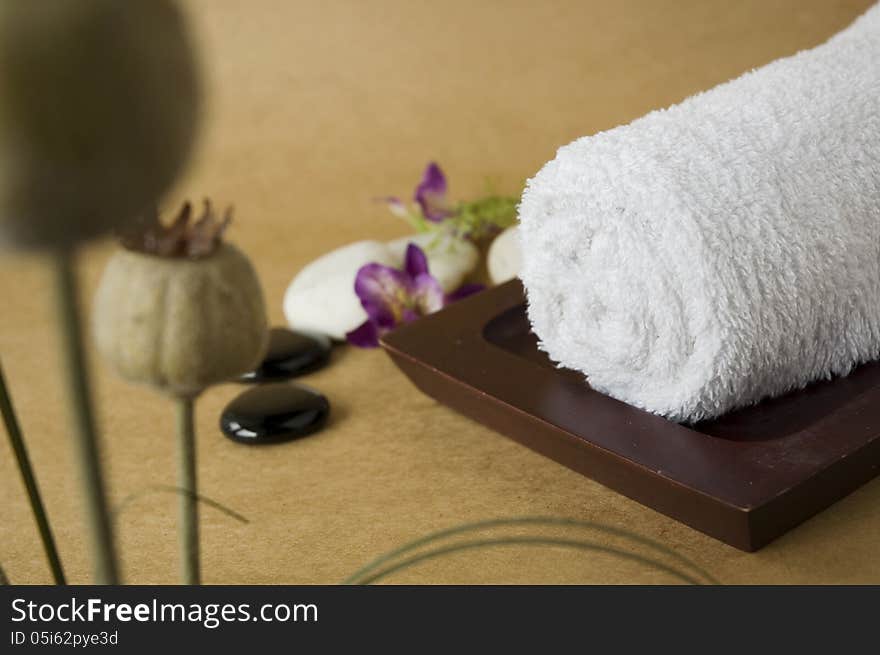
{"left": 414, "top": 162, "right": 454, "bottom": 222}
{"left": 379, "top": 162, "right": 455, "bottom": 224}
{"left": 346, "top": 243, "right": 483, "bottom": 348}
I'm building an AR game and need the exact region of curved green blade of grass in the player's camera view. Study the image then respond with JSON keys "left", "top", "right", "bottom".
{"left": 343, "top": 517, "right": 719, "bottom": 585}
{"left": 113, "top": 484, "right": 249, "bottom": 525}
{"left": 351, "top": 536, "right": 705, "bottom": 585}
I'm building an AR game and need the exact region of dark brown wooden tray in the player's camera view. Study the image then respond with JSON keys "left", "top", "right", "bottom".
{"left": 381, "top": 280, "right": 880, "bottom": 551}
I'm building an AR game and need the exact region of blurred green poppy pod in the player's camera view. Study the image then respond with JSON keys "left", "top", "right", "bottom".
{"left": 0, "top": 0, "right": 200, "bottom": 251}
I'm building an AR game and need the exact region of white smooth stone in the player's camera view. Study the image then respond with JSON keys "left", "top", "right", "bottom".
{"left": 386, "top": 232, "right": 479, "bottom": 292}
{"left": 487, "top": 226, "right": 521, "bottom": 284}
{"left": 283, "top": 240, "right": 396, "bottom": 340}
{"left": 282, "top": 234, "right": 480, "bottom": 341}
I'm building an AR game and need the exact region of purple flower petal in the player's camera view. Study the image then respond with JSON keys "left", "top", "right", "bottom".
{"left": 346, "top": 320, "right": 381, "bottom": 348}
{"left": 403, "top": 243, "right": 430, "bottom": 278}
{"left": 446, "top": 283, "right": 485, "bottom": 303}
{"left": 401, "top": 308, "right": 420, "bottom": 324}
{"left": 417, "top": 162, "right": 447, "bottom": 197}
{"left": 353, "top": 262, "right": 409, "bottom": 328}
{"left": 411, "top": 272, "right": 446, "bottom": 315}
{"left": 415, "top": 162, "right": 452, "bottom": 222}
{"left": 350, "top": 241, "right": 449, "bottom": 345}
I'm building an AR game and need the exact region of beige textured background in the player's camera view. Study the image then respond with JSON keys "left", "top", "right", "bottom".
{"left": 2, "top": 0, "right": 879, "bottom": 584}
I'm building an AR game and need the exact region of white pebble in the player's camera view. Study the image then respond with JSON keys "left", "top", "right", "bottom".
{"left": 283, "top": 240, "right": 396, "bottom": 340}
{"left": 283, "top": 234, "right": 480, "bottom": 341}
{"left": 487, "top": 226, "right": 521, "bottom": 284}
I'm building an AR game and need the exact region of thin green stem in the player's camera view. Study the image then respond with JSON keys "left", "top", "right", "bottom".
{"left": 0, "top": 360, "right": 66, "bottom": 584}
{"left": 176, "top": 396, "right": 200, "bottom": 585}
{"left": 51, "top": 248, "right": 119, "bottom": 585}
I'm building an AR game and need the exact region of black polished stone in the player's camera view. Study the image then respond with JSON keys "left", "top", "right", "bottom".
{"left": 221, "top": 383, "right": 329, "bottom": 444}
{"left": 239, "top": 327, "right": 331, "bottom": 382}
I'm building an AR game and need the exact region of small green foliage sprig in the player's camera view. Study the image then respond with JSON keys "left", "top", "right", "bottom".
{"left": 382, "top": 162, "right": 519, "bottom": 243}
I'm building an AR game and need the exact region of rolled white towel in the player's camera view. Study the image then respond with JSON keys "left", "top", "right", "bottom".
{"left": 518, "top": 4, "right": 880, "bottom": 423}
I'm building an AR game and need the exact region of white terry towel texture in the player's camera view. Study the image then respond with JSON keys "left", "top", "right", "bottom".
{"left": 518, "top": 4, "right": 880, "bottom": 423}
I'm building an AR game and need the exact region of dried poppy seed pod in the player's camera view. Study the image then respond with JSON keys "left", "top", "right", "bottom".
{"left": 92, "top": 203, "right": 268, "bottom": 398}
{"left": 0, "top": 0, "right": 200, "bottom": 251}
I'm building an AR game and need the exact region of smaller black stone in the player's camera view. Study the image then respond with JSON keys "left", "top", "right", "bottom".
{"left": 220, "top": 383, "right": 329, "bottom": 445}
{"left": 239, "top": 327, "right": 331, "bottom": 382}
